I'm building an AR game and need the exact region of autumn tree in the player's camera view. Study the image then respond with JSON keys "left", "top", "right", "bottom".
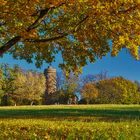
{"left": 0, "top": 66, "right": 4, "bottom": 104}
{"left": 0, "top": 64, "right": 18, "bottom": 105}
{"left": 96, "top": 77, "right": 140, "bottom": 104}
{"left": 134, "top": 81, "right": 140, "bottom": 92}
{"left": 0, "top": 0, "right": 140, "bottom": 73}
{"left": 0, "top": 66, "right": 3, "bottom": 91}
{"left": 13, "top": 71, "right": 46, "bottom": 105}
{"left": 81, "top": 83, "right": 98, "bottom": 104}
{"left": 0, "top": 64, "right": 46, "bottom": 105}
{"left": 24, "top": 71, "right": 46, "bottom": 105}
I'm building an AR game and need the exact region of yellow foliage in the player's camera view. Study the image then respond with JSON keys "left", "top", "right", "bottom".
{"left": 0, "top": 0, "right": 140, "bottom": 72}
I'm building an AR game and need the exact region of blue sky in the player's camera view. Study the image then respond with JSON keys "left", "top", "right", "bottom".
{"left": 0, "top": 49, "right": 140, "bottom": 82}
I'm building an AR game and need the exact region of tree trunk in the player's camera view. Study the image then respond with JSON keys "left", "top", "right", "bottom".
{"left": 86, "top": 99, "right": 89, "bottom": 104}
{"left": 30, "top": 101, "right": 34, "bottom": 106}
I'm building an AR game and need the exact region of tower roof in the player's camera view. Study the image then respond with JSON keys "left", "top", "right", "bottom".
{"left": 47, "top": 66, "right": 56, "bottom": 73}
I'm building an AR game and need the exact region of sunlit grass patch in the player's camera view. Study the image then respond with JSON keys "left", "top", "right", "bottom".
{"left": 0, "top": 119, "right": 140, "bottom": 140}
{"left": 0, "top": 105, "right": 139, "bottom": 139}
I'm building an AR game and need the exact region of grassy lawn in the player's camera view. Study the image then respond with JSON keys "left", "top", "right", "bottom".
{"left": 0, "top": 105, "right": 140, "bottom": 139}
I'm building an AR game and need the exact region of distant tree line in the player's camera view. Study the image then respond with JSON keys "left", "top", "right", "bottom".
{"left": 0, "top": 64, "right": 140, "bottom": 105}
{"left": 80, "top": 77, "right": 140, "bottom": 104}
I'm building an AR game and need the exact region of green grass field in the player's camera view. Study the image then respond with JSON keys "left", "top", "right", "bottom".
{"left": 0, "top": 105, "right": 140, "bottom": 139}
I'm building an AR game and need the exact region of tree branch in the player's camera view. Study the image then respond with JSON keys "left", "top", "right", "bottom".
{"left": 118, "top": 5, "right": 137, "bottom": 13}
{"left": 0, "top": 36, "right": 21, "bottom": 56}
{"left": 27, "top": 2, "right": 65, "bottom": 32}
{"left": 25, "top": 15, "right": 89, "bottom": 43}
{"left": 0, "top": 13, "right": 88, "bottom": 55}
{"left": 74, "top": 15, "right": 89, "bottom": 31}
{"left": 25, "top": 33, "right": 68, "bottom": 43}
{"left": 0, "top": 21, "right": 6, "bottom": 27}
{"left": 111, "top": 5, "right": 137, "bottom": 15}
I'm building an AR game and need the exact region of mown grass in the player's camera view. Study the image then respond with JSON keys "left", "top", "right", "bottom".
{"left": 0, "top": 105, "right": 140, "bottom": 139}
{"left": 0, "top": 105, "right": 139, "bottom": 120}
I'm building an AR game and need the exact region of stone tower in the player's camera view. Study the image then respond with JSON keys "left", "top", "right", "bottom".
{"left": 44, "top": 66, "right": 56, "bottom": 104}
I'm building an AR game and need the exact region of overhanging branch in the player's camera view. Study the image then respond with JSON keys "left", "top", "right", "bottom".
{"left": 74, "top": 15, "right": 89, "bottom": 31}
{"left": 0, "top": 36, "right": 21, "bottom": 56}
{"left": 0, "top": 12, "right": 89, "bottom": 55}
{"left": 27, "top": 2, "right": 65, "bottom": 32}
{"left": 25, "top": 15, "right": 89, "bottom": 43}
{"left": 24, "top": 33, "right": 68, "bottom": 43}
{"left": 111, "top": 5, "right": 137, "bottom": 15}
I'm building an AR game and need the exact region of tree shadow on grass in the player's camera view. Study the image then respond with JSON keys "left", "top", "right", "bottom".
{"left": 0, "top": 108, "right": 139, "bottom": 122}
